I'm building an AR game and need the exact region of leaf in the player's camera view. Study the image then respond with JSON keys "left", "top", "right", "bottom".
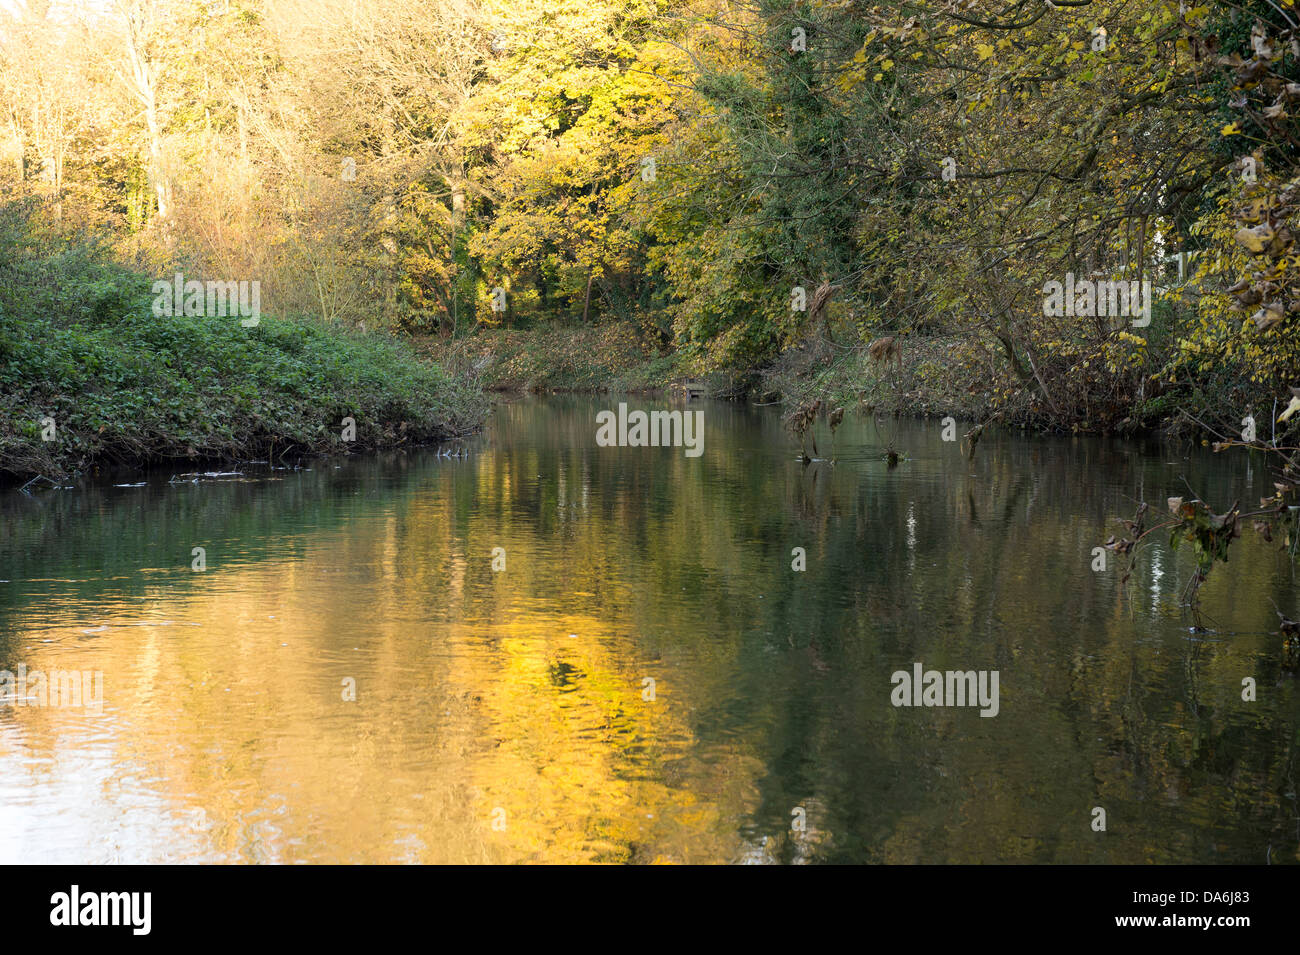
{"left": 1234, "top": 224, "right": 1273, "bottom": 253}
{"left": 1278, "top": 394, "right": 1300, "bottom": 422}
{"left": 1251, "top": 302, "right": 1286, "bottom": 329}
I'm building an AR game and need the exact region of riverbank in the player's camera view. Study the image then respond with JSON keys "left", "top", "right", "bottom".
{"left": 0, "top": 258, "right": 486, "bottom": 484}
{"left": 0, "top": 308, "right": 486, "bottom": 484}
{"left": 423, "top": 323, "right": 683, "bottom": 395}
{"left": 427, "top": 322, "right": 967, "bottom": 407}
{"left": 427, "top": 322, "right": 1176, "bottom": 435}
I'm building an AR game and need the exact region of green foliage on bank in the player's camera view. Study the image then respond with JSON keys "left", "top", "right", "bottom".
{"left": 0, "top": 207, "right": 485, "bottom": 481}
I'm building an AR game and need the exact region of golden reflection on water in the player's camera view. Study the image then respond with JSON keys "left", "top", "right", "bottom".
{"left": 1, "top": 398, "right": 1298, "bottom": 863}
{"left": 0, "top": 506, "right": 761, "bottom": 863}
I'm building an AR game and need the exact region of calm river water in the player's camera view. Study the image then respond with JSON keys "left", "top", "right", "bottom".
{"left": 1, "top": 396, "right": 1297, "bottom": 863}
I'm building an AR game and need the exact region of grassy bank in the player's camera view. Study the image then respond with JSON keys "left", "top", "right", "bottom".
{"left": 425, "top": 323, "right": 1063, "bottom": 422}
{"left": 429, "top": 321, "right": 1194, "bottom": 437}
{"left": 0, "top": 223, "right": 485, "bottom": 483}
{"left": 427, "top": 322, "right": 685, "bottom": 393}
{"left": 427, "top": 322, "right": 1020, "bottom": 414}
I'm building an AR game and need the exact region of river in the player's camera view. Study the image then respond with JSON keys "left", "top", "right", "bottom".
{"left": 1, "top": 396, "right": 1297, "bottom": 863}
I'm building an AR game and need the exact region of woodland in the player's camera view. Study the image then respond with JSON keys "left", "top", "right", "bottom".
{"left": 2, "top": 1, "right": 1300, "bottom": 472}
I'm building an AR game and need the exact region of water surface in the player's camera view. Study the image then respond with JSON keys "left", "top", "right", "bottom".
{"left": 2, "top": 397, "right": 1297, "bottom": 863}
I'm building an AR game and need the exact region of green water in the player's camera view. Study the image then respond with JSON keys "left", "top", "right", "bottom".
{"left": 1, "top": 396, "right": 1297, "bottom": 863}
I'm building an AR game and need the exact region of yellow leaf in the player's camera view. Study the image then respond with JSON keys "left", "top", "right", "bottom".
{"left": 1235, "top": 224, "right": 1273, "bottom": 253}
{"left": 975, "top": 43, "right": 994, "bottom": 60}
{"left": 1222, "top": 122, "right": 1242, "bottom": 135}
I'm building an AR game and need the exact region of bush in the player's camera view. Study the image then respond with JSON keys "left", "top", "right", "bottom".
{"left": 0, "top": 201, "right": 486, "bottom": 481}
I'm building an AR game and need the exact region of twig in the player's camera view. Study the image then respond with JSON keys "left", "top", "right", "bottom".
{"left": 18, "top": 474, "right": 57, "bottom": 493}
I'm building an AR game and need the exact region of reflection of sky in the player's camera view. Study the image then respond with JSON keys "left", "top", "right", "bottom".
{"left": 1150, "top": 550, "right": 1162, "bottom": 610}
{"left": 0, "top": 498, "right": 729, "bottom": 863}
{"left": 0, "top": 715, "right": 211, "bottom": 864}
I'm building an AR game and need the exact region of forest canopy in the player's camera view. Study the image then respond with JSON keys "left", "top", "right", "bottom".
{"left": 3, "top": 0, "right": 1300, "bottom": 435}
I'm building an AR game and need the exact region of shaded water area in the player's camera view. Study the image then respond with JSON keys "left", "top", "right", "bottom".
{"left": 1, "top": 395, "right": 1298, "bottom": 864}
